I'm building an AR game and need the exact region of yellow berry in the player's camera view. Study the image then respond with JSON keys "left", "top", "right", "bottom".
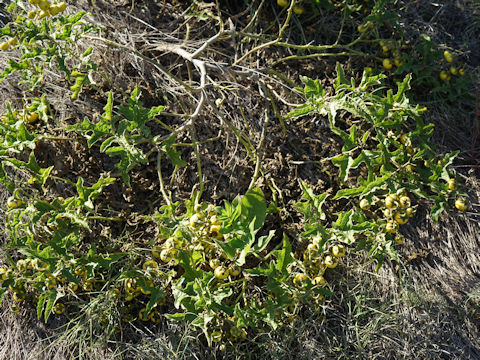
{"left": 455, "top": 198, "right": 468, "bottom": 211}
{"left": 382, "top": 58, "right": 393, "bottom": 70}
{"left": 293, "top": 5, "right": 304, "bottom": 15}
{"left": 211, "top": 330, "right": 223, "bottom": 343}
{"left": 312, "top": 276, "right": 326, "bottom": 286}
{"left": 143, "top": 260, "right": 158, "bottom": 270}
{"left": 57, "top": 2, "right": 67, "bottom": 12}
{"left": 386, "top": 221, "right": 398, "bottom": 233}
{"left": 405, "top": 207, "right": 415, "bottom": 218}
{"left": 443, "top": 51, "right": 453, "bottom": 62}
{"left": 331, "top": 244, "right": 346, "bottom": 258}
{"left": 229, "top": 265, "right": 242, "bottom": 276}
{"left": 439, "top": 71, "right": 448, "bottom": 81}
{"left": 394, "top": 234, "right": 404, "bottom": 245}
{"left": 293, "top": 273, "right": 308, "bottom": 287}
{"left": 160, "top": 249, "right": 172, "bottom": 263}
{"left": 324, "top": 255, "right": 338, "bottom": 269}
{"left": 209, "top": 258, "right": 220, "bottom": 269}
{"left": 450, "top": 66, "right": 458, "bottom": 75}
{"left": 399, "top": 196, "right": 411, "bottom": 209}
{"left": 38, "top": 0, "right": 51, "bottom": 11}
{"left": 394, "top": 211, "right": 408, "bottom": 225}
{"left": 359, "top": 198, "right": 370, "bottom": 210}
{"left": 0, "top": 42, "right": 10, "bottom": 51}
{"left": 49, "top": 4, "right": 61, "bottom": 16}
{"left": 138, "top": 308, "right": 151, "bottom": 321}
{"left": 458, "top": 68, "right": 465, "bottom": 76}
{"left": 214, "top": 266, "right": 228, "bottom": 280}
{"left": 28, "top": 9, "right": 37, "bottom": 18}
{"left": 385, "top": 195, "right": 398, "bottom": 209}
{"left": 26, "top": 112, "right": 39, "bottom": 124}
{"left": 53, "top": 303, "right": 66, "bottom": 314}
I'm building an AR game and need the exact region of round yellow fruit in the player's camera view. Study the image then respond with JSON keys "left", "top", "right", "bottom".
{"left": 39, "top": 10, "right": 49, "bottom": 18}
{"left": 53, "top": 303, "right": 66, "bottom": 314}
{"left": 0, "top": 42, "right": 10, "bottom": 51}
{"left": 405, "top": 207, "right": 415, "bottom": 218}
{"left": 138, "top": 308, "right": 151, "bottom": 321}
{"left": 447, "top": 178, "right": 456, "bottom": 191}
{"left": 455, "top": 198, "right": 468, "bottom": 211}
{"left": 450, "top": 66, "right": 458, "bottom": 75}
{"left": 159, "top": 249, "right": 172, "bottom": 263}
{"left": 399, "top": 196, "right": 411, "bottom": 209}
{"left": 229, "top": 265, "right": 242, "bottom": 276}
{"left": 143, "top": 260, "right": 158, "bottom": 270}
{"left": 324, "top": 255, "right": 338, "bottom": 269}
{"left": 382, "top": 58, "right": 393, "bottom": 70}
{"left": 312, "top": 276, "right": 326, "bottom": 286}
{"left": 7, "top": 197, "right": 22, "bottom": 209}
{"left": 385, "top": 195, "right": 398, "bottom": 209}
{"left": 28, "top": 10, "right": 37, "bottom": 18}
{"left": 386, "top": 221, "right": 398, "bottom": 233}
{"left": 211, "top": 330, "right": 223, "bottom": 343}
{"left": 439, "top": 71, "right": 448, "bottom": 81}
{"left": 443, "top": 50, "right": 453, "bottom": 62}
{"left": 214, "top": 266, "right": 228, "bottom": 280}
{"left": 26, "top": 112, "right": 39, "bottom": 124}
{"left": 49, "top": 4, "right": 61, "bottom": 16}
{"left": 331, "top": 244, "right": 346, "bottom": 258}
{"left": 277, "top": 0, "right": 289, "bottom": 7}
{"left": 383, "top": 208, "right": 393, "bottom": 218}
{"left": 394, "top": 211, "right": 408, "bottom": 225}
{"left": 359, "top": 198, "right": 370, "bottom": 210}
{"left": 394, "top": 234, "right": 404, "bottom": 245}
{"left": 38, "top": 0, "right": 51, "bottom": 11}
{"left": 57, "top": 2, "right": 67, "bottom": 12}
{"left": 293, "top": 5, "right": 304, "bottom": 15}
{"left": 458, "top": 68, "right": 465, "bottom": 76}
{"left": 152, "top": 245, "right": 162, "bottom": 258}
{"left": 8, "top": 37, "right": 18, "bottom": 46}
{"left": 293, "top": 273, "right": 308, "bottom": 287}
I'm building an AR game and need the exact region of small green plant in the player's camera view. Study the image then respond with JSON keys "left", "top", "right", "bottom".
{"left": 289, "top": 64, "right": 465, "bottom": 267}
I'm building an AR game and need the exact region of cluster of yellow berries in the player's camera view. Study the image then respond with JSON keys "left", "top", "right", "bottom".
{"left": 439, "top": 51, "right": 466, "bottom": 81}
{"left": 152, "top": 204, "right": 243, "bottom": 281}
{"left": 27, "top": 0, "right": 67, "bottom": 20}
{"left": 208, "top": 315, "right": 248, "bottom": 343}
{"left": 380, "top": 40, "right": 404, "bottom": 70}
{"left": 276, "top": 0, "right": 305, "bottom": 15}
{"left": 445, "top": 178, "right": 468, "bottom": 211}
{"left": 0, "top": 37, "right": 18, "bottom": 52}
{"left": 295, "top": 240, "right": 346, "bottom": 290}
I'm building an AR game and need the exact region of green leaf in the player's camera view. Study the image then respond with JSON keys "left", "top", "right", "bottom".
{"left": 162, "top": 135, "right": 187, "bottom": 167}
{"left": 44, "top": 290, "right": 57, "bottom": 322}
{"left": 335, "top": 62, "right": 348, "bottom": 87}
{"left": 332, "top": 154, "right": 354, "bottom": 182}
{"left": 145, "top": 287, "right": 166, "bottom": 316}
{"left": 37, "top": 294, "right": 47, "bottom": 320}
{"left": 274, "top": 234, "right": 294, "bottom": 274}
{"left": 239, "top": 187, "right": 266, "bottom": 232}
